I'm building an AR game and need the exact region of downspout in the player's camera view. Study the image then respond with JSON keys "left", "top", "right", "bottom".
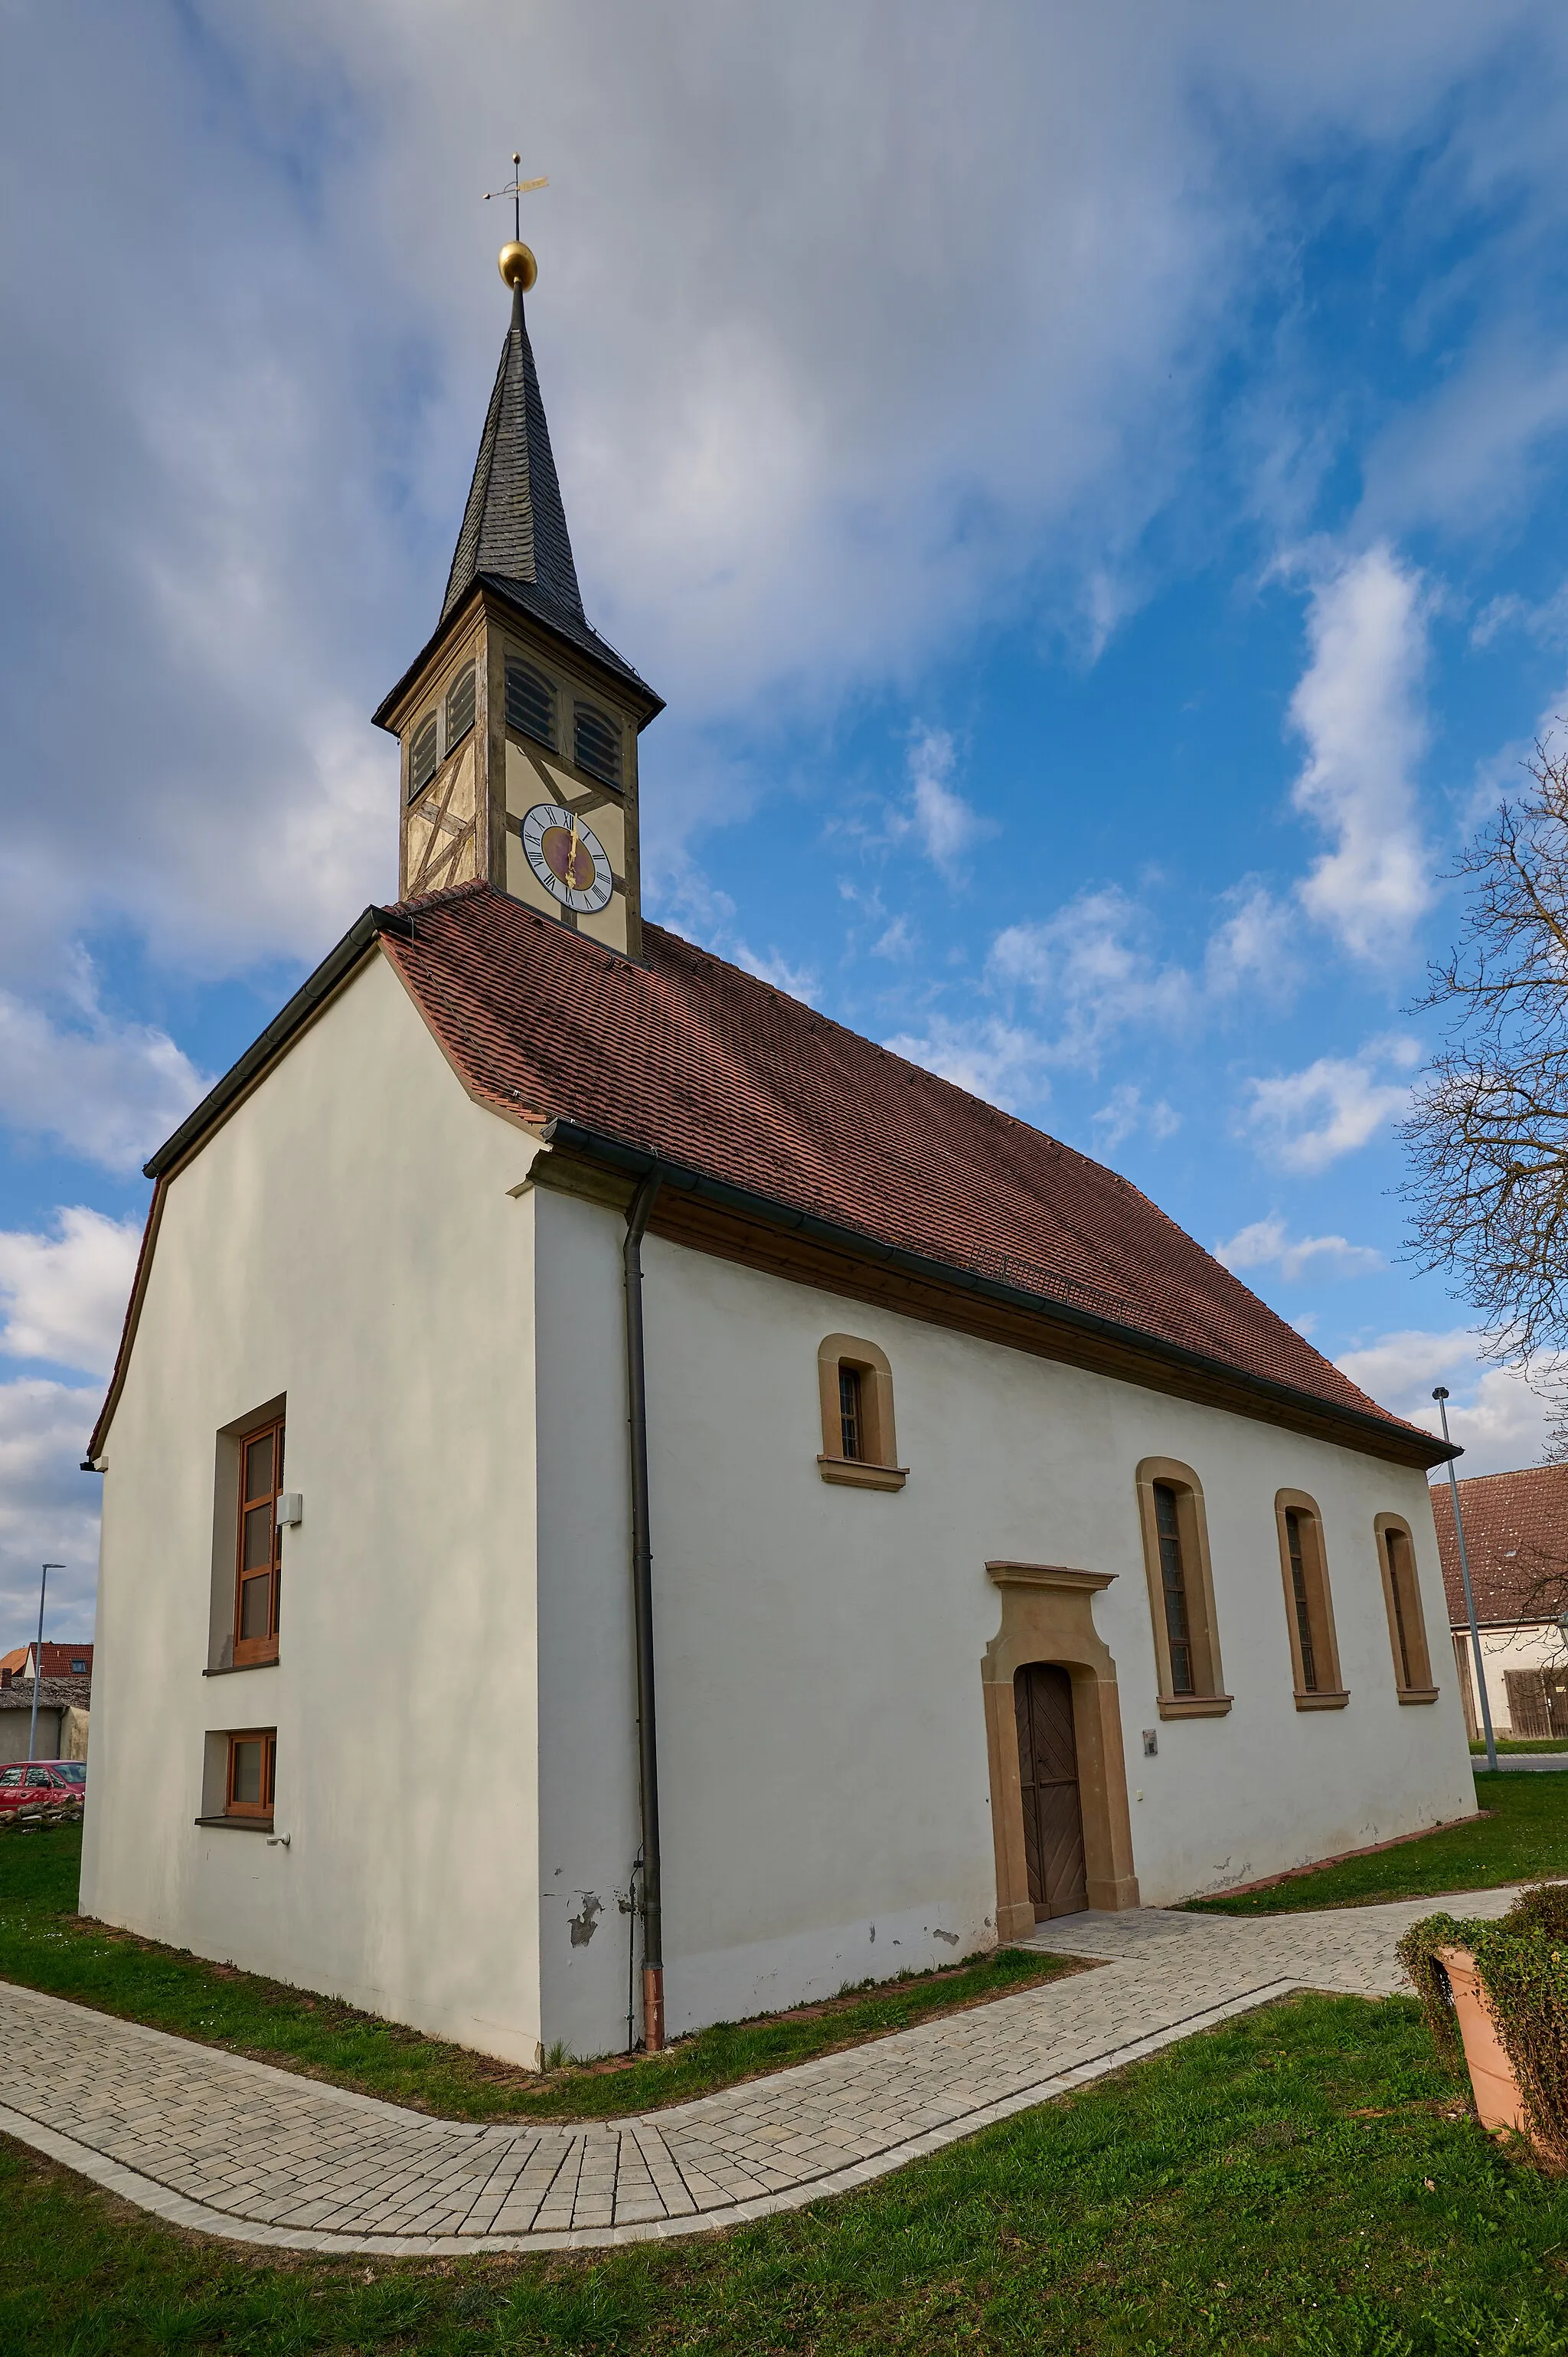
{"left": 624, "top": 1167, "right": 665, "bottom": 2050}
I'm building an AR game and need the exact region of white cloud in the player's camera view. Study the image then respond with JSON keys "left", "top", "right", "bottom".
{"left": 871, "top": 914, "right": 919, "bottom": 962}
{"left": 1334, "top": 1328, "right": 1563, "bottom": 1479}
{"left": 0, "top": 1209, "right": 143, "bottom": 1378}
{"left": 1204, "top": 882, "right": 1298, "bottom": 1002}
{"left": 1285, "top": 543, "right": 1434, "bottom": 961}
{"left": 881, "top": 1014, "right": 1053, "bottom": 1112}
{"left": 0, "top": 1381, "right": 102, "bottom": 1654}
{"left": 1237, "top": 1033, "right": 1419, "bottom": 1173}
{"left": 5, "top": 0, "right": 1565, "bottom": 993}
{"left": 988, "top": 888, "right": 1196, "bottom": 1073}
{"left": 0, "top": 978, "right": 208, "bottom": 1174}
{"left": 1214, "top": 1214, "right": 1383, "bottom": 1282}
{"left": 887, "top": 728, "right": 994, "bottom": 881}
{"left": 1093, "top": 1084, "right": 1181, "bottom": 1151}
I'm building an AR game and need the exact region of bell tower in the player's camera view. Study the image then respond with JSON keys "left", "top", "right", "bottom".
{"left": 373, "top": 222, "right": 662, "bottom": 958}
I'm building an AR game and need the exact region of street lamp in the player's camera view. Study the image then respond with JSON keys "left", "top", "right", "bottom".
{"left": 1432, "top": 1391, "right": 1498, "bottom": 1774}
{"left": 27, "top": 1565, "right": 64, "bottom": 1765}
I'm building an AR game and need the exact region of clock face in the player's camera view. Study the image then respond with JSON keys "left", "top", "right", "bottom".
{"left": 520, "top": 803, "right": 614, "bottom": 914}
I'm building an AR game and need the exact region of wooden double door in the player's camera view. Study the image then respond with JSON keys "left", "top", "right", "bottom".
{"left": 1014, "top": 1662, "right": 1087, "bottom": 1920}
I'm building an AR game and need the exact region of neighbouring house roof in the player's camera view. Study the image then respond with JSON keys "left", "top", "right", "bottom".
{"left": 98, "top": 881, "right": 1453, "bottom": 1469}
{"left": 0, "top": 1677, "right": 91, "bottom": 1712}
{"left": 0, "top": 1644, "right": 91, "bottom": 1683}
{"left": 1431, "top": 1463, "right": 1568, "bottom": 1628}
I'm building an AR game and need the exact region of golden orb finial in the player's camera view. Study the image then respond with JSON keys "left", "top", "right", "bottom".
{"left": 498, "top": 240, "right": 537, "bottom": 293}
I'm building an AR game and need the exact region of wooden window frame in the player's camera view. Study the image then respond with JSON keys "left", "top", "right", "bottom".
{"left": 816, "top": 1334, "right": 906, "bottom": 1491}
{"left": 1133, "top": 1459, "right": 1230, "bottom": 1717}
{"left": 1273, "top": 1489, "right": 1348, "bottom": 1709}
{"left": 1375, "top": 1512, "right": 1438, "bottom": 1702}
{"left": 233, "top": 1414, "right": 284, "bottom": 1669}
{"left": 224, "top": 1728, "right": 276, "bottom": 1822}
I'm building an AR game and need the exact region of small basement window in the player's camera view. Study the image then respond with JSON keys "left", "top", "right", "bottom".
{"left": 444, "top": 662, "right": 476, "bottom": 751}
{"left": 816, "top": 1334, "right": 906, "bottom": 1491}
{"left": 409, "top": 713, "right": 438, "bottom": 801}
{"left": 506, "top": 656, "right": 557, "bottom": 749}
{"left": 573, "top": 701, "right": 622, "bottom": 788}
{"left": 226, "top": 1729, "right": 276, "bottom": 1820}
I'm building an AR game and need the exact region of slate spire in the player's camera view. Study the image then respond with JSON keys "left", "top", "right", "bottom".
{"left": 440, "top": 280, "right": 586, "bottom": 628}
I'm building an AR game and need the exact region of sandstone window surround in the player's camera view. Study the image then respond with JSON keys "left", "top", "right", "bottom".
{"left": 1133, "top": 1458, "right": 1231, "bottom": 1718}
{"left": 1274, "top": 1490, "right": 1348, "bottom": 1708}
{"left": 1376, "top": 1512, "right": 1439, "bottom": 1702}
{"left": 816, "top": 1334, "right": 906, "bottom": 1492}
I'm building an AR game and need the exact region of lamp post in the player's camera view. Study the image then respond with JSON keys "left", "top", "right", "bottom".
{"left": 27, "top": 1574, "right": 63, "bottom": 1763}
{"left": 1432, "top": 1391, "right": 1497, "bottom": 1773}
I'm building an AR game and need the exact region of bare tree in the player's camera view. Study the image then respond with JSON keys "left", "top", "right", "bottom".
{"left": 1403, "top": 731, "right": 1568, "bottom": 1397}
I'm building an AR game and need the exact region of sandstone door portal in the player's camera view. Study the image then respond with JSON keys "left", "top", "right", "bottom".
{"left": 1014, "top": 1662, "right": 1088, "bottom": 1920}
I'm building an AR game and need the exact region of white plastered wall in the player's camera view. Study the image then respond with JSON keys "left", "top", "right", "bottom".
{"left": 531, "top": 1212, "right": 1478, "bottom": 2047}
{"left": 79, "top": 953, "right": 549, "bottom": 2064}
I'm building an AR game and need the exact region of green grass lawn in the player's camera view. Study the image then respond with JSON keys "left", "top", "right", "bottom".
{"left": 3, "top": 1992, "right": 1566, "bottom": 2354}
{"left": 1471, "top": 1739, "right": 1568, "bottom": 1754}
{"left": 1192, "top": 1770, "right": 1568, "bottom": 1916}
{"left": 0, "top": 1825, "right": 1073, "bottom": 2121}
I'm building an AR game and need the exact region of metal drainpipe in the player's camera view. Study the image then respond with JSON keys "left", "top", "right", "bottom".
{"left": 624, "top": 1168, "right": 665, "bottom": 2051}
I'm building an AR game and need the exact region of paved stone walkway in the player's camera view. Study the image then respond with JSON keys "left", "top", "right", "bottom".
{"left": 0, "top": 1887, "right": 1525, "bottom": 2256}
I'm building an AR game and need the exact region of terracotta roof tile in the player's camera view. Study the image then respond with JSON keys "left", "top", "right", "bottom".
{"left": 1430, "top": 1465, "right": 1568, "bottom": 1626}
{"left": 384, "top": 882, "right": 1423, "bottom": 1441}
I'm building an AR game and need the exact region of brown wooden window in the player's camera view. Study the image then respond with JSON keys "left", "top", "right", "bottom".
{"left": 506, "top": 656, "right": 556, "bottom": 749}
{"left": 1274, "top": 1492, "right": 1347, "bottom": 1708}
{"left": 573, "top": 701, "right": 622, "bottom": 788}
{"left": 1134, "top": 1460, "right": 1230, "bottom": 1716}
{"left": 1376, "top": 1515, "right": 1436, "bottom": 1701}
{"left": 409, "top": 712, "right": 438, "bottom": 801}
{"left": 816, "top": 1334, "right": 906, "bottom": 1491}
{"left": 226, "top": 1729, "right": 276, "bottom": 1821}
{"left": 444, "top": 662, "right": 476, "bottom": 750}
{"left": 234, "top": 1417, "right": 283, "bottom": 1667}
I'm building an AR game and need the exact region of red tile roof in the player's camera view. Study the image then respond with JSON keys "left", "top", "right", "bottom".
{"left": 382, "top": 881, "right": 1426, "bottom": 1447}
{"left": 0, "top": 1644, "right": 92, "bottom": 1682}
{"left": 1431, "top": 1465, "right": 1568, "bottom": 1627}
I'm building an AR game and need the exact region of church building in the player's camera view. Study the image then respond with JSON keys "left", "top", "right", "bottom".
{"left": 80, "top": 233, "right": 1476, "bottom": 2068}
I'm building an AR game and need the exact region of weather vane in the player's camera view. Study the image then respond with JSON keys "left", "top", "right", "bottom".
{"left": 485, "top": 150, "right": 548, "bottom": 291}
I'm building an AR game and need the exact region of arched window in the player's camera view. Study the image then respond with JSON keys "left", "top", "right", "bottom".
{"left": 1376, "top": 1514, "right": 1437, "bottom": 1701}
{"left": 506, "top": 656, "right": 557, "bottom": 750}
{"left": 444, "top": 662, "right": 476, "bottom": 752}
{"left": 1274, "top": 1491, "right": 1347, "bottom": 1708}
{"left": 816, "top": 1335, "right": 906, "bottom": 1491}
{"left": 408, "top": 711, "right": 438, "bottom": 802}
{"left": 573, "top": 701, "right": 622, "bottom": 788}
{"left": 1134, "top": 1460, "right": 1230, "bottom": 1716}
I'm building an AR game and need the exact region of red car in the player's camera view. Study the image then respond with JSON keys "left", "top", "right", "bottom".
{"left": 0, "top": 1762, "right": 86, "bottom": 1810}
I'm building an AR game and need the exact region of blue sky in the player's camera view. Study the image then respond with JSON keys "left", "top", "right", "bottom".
{"left": 5, "top": 1, "right": 1568, "bottom": 1647}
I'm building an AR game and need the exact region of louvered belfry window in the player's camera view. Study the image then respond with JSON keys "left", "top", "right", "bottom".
{"left": 506, "top": 657, "right": 557, "bottom": 749}
{"left": 409, "top": 714, "right": 438, "bottom": 801}
{"left": 444, "top": 662, "right": 476, "bottom": 750}
{"left": 573, "top": 701, "right": 622, "bottom": 788}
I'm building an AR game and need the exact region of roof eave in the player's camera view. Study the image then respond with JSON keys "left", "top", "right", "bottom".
{"left": 371, "top": 580, "right": 664, "bottom": 736}
{"left": 541, "top": 1116, "right": 1459, "bottom": 1471}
